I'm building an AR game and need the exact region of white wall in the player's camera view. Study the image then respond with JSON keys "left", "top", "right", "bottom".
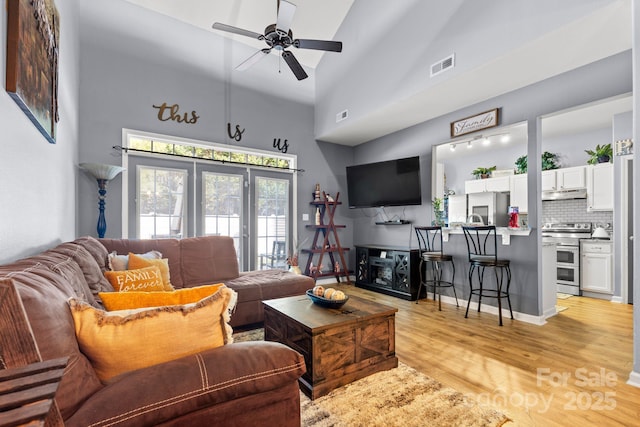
{"left": 0, "top": 0, "right": 80, "bottom": 263}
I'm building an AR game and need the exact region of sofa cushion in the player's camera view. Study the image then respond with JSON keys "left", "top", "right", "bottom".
{"left": 0, "top": 272, "right": 104, "bottom": 419}
{"left": 127, "top": 252, "right": 174, "bottom": 291}
{"left": 104, "top": 266, "right": 165, "bottom": 292}
{"left": 69, "top": 286, "right": 236, "bottom": 381}
{"left": 48, "top": 242, "right": 113, "bottom": 306}
{"left": 73, "top": 236, "right": 111, "bottom": 274}
{"left": 180, "top": 236, "right": 240, "bottom": 285}
{"left": 226, "top": 269, "right": 314, "bottom": 302}
{"left": 99, "top": 284, "right": 225, "bottom": 311}
{"left": 64, "top": 341, "right": 306, "bottom": 427}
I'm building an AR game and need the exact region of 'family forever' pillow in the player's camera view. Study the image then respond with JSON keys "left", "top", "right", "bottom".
{"left": 127, "top": 252, "right": 173, "bottom": 291}
{"left": 69, "top": 285, "right": 237, "bottom": 381}
{"left": 104, "top": 266, "right": 165, "bottom": 292}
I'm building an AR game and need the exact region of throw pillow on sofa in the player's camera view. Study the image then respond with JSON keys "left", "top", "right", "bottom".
{"left": 108, "top": 250, "right": 162, "bottom": 271}
{"left": 127, "top": 252, "right": 173, "bottom": 291}
{"left": 104, "top": 265, "right": 165, "bottom": 292}
{"left": 69, "top": 285, "right": 237, "bottom": 381}
{"left": 99, "top": 284, "right": 226, "bottom": 311}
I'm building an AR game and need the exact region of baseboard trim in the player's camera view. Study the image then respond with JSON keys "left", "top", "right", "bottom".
{"left": 627, "top": 370, "right": 640, "bottom": 388}
{"left": 426, "top": 295, "right": 547, "bottom": 326}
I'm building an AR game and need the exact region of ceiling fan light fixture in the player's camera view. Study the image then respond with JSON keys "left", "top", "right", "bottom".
{"left": 211, "top": 1, "right": 342, "bottom": 81}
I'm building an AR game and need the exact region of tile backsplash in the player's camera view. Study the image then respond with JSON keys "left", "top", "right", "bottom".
{"left": 542, "top": 199, "right": 613, "bottom": 226}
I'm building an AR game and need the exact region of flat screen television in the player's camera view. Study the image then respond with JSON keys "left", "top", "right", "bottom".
{"left": 346, "top": 156, "right": 422, "bottom": 208}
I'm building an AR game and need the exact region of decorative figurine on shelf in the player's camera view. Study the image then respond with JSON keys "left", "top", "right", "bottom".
{"left": 314, "top": 183, "right": 321, "bottom": 201}
{"left": 326, "top": 193, "right": 334, "bottom": 202}
{"left": 508, "top": 206, "right": 520, "bottom": 229}
{"left": 315, "top": 207, "right": 321, "bottom": 225}
{"left": 335, "top": 262, "right": 340, "bottom": 273}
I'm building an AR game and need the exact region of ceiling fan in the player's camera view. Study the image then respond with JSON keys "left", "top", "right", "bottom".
{"left": 211, "top": 0, "right": 343, "bottom": 80}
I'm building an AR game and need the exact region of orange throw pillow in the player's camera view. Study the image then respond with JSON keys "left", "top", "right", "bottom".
{"left": 127, "top": 252, "right": 173, "bottom": 291}
{"left": 99, "top": 284, "right": 226, "bottom": 311}
{"left": 104, "top": 266, "right": 165, "bottom": 292}
{"left": 69, "top": 285, "right": 237, "bottom": 381}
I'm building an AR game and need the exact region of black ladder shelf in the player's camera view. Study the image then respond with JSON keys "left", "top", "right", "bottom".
{"left": 302, "top": 192, "right": 351, "bottom": 283}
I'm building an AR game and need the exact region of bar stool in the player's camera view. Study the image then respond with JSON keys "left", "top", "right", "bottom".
{"left": 414, "top": 226, "right": 459, "bottom": 310}
{"left": 461, "top": 225, "right": 513, "bottom": 326}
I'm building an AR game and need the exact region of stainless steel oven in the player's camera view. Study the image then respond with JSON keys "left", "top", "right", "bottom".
{"left": 541, "top": 223, "right": 592, "bottom": 295}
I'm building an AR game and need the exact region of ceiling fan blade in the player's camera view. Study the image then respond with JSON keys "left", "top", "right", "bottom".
{"left": 294, "top": 39, "right": 343, "bottom": 52}
{"left": 236, "top": 48, "right": 272, "bottom": 71}
{"left": 276, "top": 0, "right": 296, "bottom": 35}
{"left": 212, "top": 22, "right": 263, "bottom": 40}
{"left": 282, "top": 50, "right": 308, "bottom": 80}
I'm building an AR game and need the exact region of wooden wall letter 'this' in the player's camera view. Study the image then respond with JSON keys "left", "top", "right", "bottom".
{"left": 153, "top": 102, "right": 199, "bottom": 124}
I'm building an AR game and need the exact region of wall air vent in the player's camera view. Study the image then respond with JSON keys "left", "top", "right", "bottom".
{"left": 430, "top": 53, "right": 455, "bottom": 77}
{"left": 336, "top": 109, "right": 349, "bottom": 123}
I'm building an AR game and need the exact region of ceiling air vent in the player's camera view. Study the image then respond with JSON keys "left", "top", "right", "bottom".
{"left": 336, "top": 109, "right": 349, "bottom": 123}
{"left": 430, "top": 53, "right": 455, "bottom": 77}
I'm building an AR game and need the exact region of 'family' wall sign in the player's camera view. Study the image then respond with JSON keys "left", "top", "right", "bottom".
{"left": 450, "top": 108, "right": 499, "bottom": 138}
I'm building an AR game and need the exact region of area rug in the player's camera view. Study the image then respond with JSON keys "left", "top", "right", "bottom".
{"left": 556, "top": 293, "right": 573, "bottom": 300}
{"left": 556, "top": 305, "right": 569, "bottom": 313}
{"left": 232, "top": 329, "right": 511, "bottom": 426}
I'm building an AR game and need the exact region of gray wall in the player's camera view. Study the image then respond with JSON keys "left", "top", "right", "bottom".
{"left": 0, "top": 0, "right": 80, "bottom": 263}
{"left": 77, "top": 1, "right": 354, "bottom": 259}
{"left": 346, "top": 52, "right": 631, "bottom": 316}
{"left": 315, "top": 0, "right": 623, "bottom": 143}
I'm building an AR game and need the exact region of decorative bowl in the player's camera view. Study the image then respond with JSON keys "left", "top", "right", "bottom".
{"left": 306, "top": 289, "right": 349, "bottom": 308}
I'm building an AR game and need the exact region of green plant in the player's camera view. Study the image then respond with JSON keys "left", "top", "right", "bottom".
{"left": 471, "top": 166, "right": 496, "bottom": 179}
{"left": 515, "top": 155, "right": 527, "bottom": 174}
{"left": 541, "top": 152, "right": 559, "bottom": 171}
{"left": 585, "top": 143, "right": 612, "bottom": 165}
{"left": 432, "top": 197, "right": 445, "bottom": 226}
{"left": 513, "top": 152, "right": 559, "bottom": 173}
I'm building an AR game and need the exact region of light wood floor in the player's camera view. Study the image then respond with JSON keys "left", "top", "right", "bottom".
{"left": 333, "top": 283, "right": 639, "bottom": 427}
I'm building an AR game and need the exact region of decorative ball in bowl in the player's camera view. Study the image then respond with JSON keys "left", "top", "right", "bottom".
{"left": 306, "top": 286, "right": 349, "bottom": 308}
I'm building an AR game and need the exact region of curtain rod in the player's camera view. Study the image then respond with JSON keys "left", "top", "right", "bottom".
{"left": 113, "top": 145, "right": 304, "bottom": 172}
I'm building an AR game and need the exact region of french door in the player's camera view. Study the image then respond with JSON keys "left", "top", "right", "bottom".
{"left": 127, "top": 155, "right": 292, "bottom": 271}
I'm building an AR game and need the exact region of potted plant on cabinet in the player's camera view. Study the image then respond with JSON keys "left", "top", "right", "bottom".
{"left": 514, "top": 152, "right": 559, "bottom": 174}
{"left": 471, "top": 166, "right": 496, "bottom": 179}
{"left": 515, "top": 155, "right": 527, "bottom": 174}
{"left": 542, "top": 151, "right": 560, "bottom": 170}
{"left": 585, "top": 143, "right": 612, "bottom": 164}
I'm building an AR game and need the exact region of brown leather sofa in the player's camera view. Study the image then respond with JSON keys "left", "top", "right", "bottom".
{"left": 99, "top": 235, "right": 315, "bottom": 327}
{"left": 0, "top": 236, "right": 308, "bottom": 426}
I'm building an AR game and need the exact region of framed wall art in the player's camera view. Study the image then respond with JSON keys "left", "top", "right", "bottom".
{"left": 450, "top": 108, "right": 499, "bottom": 138}
{"left": 6, "top": 0, "right": 60, "bottom": 144}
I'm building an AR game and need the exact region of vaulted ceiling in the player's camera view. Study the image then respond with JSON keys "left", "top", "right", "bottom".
{"left": 103, "top": 1, "right": 632, "bottom": 145}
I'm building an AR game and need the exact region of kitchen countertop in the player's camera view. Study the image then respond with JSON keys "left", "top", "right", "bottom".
{"left": 442, "top": 226, "right": 532, "bottom": 245}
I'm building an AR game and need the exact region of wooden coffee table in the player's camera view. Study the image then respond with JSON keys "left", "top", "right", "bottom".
{"left": 262, "top": 293, "right": 398, "bottom": 399}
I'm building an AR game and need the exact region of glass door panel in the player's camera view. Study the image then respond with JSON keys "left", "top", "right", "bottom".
{"left": 196, "top": 164, "right": 248, "bottom": 269}
{"left": 128, "top": 156, "right": 192, "bottom": 239}
{"left": 251, "top": 171, "right": 293, "bottom": 270}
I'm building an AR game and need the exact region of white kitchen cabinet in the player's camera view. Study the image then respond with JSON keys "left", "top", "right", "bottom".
{"left": 541, "top": 166, "right": 586, "bottom": 191}
{"left": 558, "top": 166, "right": 586, "bottom": 189}
{"left": 581, "top": 241, "right": 613, "bottom": 294}
{"left": 541, "top": 170, "right": 557, "bottom": 191}
{"left": 586, "top": 163, "right": 614, "bottom": 211}
{"left": 509, "top": 174, "right": 528, "bottom": 213}
{"left": 464, "top": 176, "right": 510, "bottom": 194}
